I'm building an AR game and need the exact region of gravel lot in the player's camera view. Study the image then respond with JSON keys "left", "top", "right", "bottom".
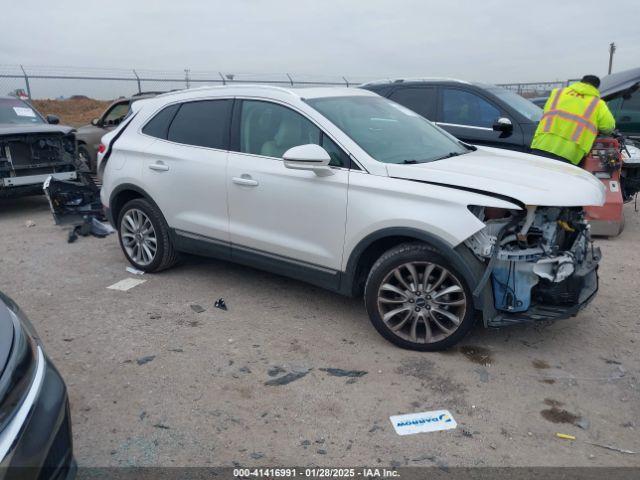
{"left": 1, "top": 195, "right": 639, "bottom": 468}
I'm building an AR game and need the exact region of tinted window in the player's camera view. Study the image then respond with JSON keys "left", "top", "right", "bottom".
{"left": 307, "top": 96, "right": 468, "bottom": 164}
{"left": 142, "top": 104, "right": 179, "bottom": 139}
{"left": 617, "top": 93, "right": 640, "bottom": 133}
{"left": 240, "top": 101, "right": 320, "bottom": 158}
{"left": 389, "top": 87, "right": 437, "bottom": 119}
{"left": 442, "top": 88, "right": 500, "bottom": 127}
{"left": 321, "top": 133, "right": 350, "bottom": 168}
{"left": 168, "top": 100, "right": 232, "bottom": 149}
{"left": 103, "top": 101, "right": 130, "bottom": 125}
{"left": 488, "top": 87, "right": 542, "bottom": 122}
{"left": 0, "top": 98, "right": 44, "bottom": 125}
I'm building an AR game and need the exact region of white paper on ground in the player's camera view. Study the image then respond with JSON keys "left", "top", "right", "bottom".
{"left": 107, "top": 278, "right": 146, "bottom": 291}
{"left": 389, "top": 410, "right": 457, "bottom": 436}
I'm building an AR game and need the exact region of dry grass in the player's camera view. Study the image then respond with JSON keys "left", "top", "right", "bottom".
{"left": 31, "top": 98, "right": 113, "bottom": 127}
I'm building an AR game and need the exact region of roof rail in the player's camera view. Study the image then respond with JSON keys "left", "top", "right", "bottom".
{"left": 361, "top": 77, "right": 472, "bottom": 87}
{"left": 155, "top": 83, "right": 301, "bottom": 99}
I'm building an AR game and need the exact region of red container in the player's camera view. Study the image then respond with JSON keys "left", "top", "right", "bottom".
{"left": 582, "top": 138, "right": 624, "bottom": 237}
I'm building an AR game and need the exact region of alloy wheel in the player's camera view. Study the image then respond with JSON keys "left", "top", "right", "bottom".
{"left": 120, "top": 208, "right": 158, "bottom": 266}
{"left": 376, "top": 262, "right": 467, "bottom": 344}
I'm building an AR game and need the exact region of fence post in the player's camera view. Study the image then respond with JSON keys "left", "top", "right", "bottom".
{"left": 20, "top": 65, "right": 31, "bottom": 100}
{"left": 132, "top": 70, "right": 142, "bottom": 94}
{"left": 286, "top": 73, "right": 294, "bottom": 87}
{"left": 184, "top": 69, "right": 191, "bottom": 89}
{"left": 342, "top": 76, "right": 350, "bottom": 87}
{"left": 218, "top": 72, "right": 226, "bottom": 85}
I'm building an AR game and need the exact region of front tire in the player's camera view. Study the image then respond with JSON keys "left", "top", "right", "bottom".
{"left": 364, "top": 243, "right": 475, "bottom": 351}
{"left": 117, "top": 198, "right": 179, "bottom": 272}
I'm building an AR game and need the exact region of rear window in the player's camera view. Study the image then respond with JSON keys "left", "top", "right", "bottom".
{"left": 0, "top": 98, "right": 44, "bottom": 125}
{"left": 167, "top": 100, "right": 232, "bottom": 149}
{"left": 142, "top": 104, "right": 179, "bottom": 139}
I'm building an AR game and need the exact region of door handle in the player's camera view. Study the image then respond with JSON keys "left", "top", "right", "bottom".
{"left": 148, "top": 163, "right": 169, "bottom": 172}
{"left": 232, "top": 176, "right": 259, "bottom": 187}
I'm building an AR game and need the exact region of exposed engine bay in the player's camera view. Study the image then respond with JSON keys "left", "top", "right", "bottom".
{"left": 465, "top": 206, "right": 601, "bottom": 325}
{"left": 0, "top": 131, "right": 78, "bottom": 196}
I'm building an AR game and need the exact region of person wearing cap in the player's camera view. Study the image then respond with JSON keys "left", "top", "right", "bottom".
{"left": 531, "top": 75, "right": 616, "bottom": 165}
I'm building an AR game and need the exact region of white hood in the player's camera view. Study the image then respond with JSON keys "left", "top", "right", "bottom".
{"left": 386, "top": 146, "right": 605, "bottom": 207}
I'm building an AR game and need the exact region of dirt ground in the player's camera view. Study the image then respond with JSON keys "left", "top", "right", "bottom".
{"left": 31, "top": 98, "right": 113, "bottom": 127}
{"left": 0, "top": 195, "right": 639, "bottom": 469}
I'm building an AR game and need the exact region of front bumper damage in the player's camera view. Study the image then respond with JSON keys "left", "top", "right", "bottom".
{"left": 465, "top": 206, "right": 601, "bottom": 328}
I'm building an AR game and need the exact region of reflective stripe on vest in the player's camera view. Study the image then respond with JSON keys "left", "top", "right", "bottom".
{"left": 570, "top": 96, "right": 600, "bottom": 141}
{"left": 542, "top": 88, "right": 563, "bottom": 132}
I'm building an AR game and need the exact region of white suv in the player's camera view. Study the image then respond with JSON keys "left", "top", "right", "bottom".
{"left": 99, "top": 85, "right": 604, "bottom": 351}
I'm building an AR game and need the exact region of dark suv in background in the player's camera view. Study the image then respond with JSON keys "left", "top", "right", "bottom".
{"left": 361, "top": 78, "right": 542, "bottom": 151}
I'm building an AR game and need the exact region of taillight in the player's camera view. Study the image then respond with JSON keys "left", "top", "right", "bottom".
{"left": 97, "top": 143, "right": 106, "bottom": 154}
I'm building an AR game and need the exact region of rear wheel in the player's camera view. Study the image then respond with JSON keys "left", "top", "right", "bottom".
{"left": 364, "top": 243, "right": 475, "bottom": 351}
{"left": 117, "top": 198, "right": 179, "bottom": 272}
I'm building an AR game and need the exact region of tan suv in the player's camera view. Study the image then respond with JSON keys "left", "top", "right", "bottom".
{"left": 75, "top": 92, "right": 162, "bottom": 172}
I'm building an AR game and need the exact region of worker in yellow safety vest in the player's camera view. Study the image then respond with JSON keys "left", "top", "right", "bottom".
{"left": 531, "top": 75, "right": 616, "bottom": 165}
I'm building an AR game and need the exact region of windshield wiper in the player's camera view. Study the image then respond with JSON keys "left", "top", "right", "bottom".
{"left": 403, "top": 159, "right": 420, "bottom": 164}
{"left": 434, "top": 151, "right": 466, "bottom": 161}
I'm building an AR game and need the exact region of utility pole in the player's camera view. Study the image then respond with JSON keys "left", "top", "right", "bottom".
{"left": 184, "top": 68, "right": 191, "bottom": 89}
{"left": 608, "top": 42, "right": 616, "bottom": 75}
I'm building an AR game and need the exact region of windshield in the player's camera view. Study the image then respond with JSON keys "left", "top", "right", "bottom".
{"left": 0, "top": 98, "right": 45, "bottom": 125}
{"left": 488, "top": 87, "right": 542, "bottom": 122}
{"left": 306, "top": 95, "right": 468, "bottom": 164}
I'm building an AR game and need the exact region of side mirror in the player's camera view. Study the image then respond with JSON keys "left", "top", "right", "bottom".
{"left": 283, "top": 144, "right": 331, "bottom": 172}
{"left": 46, "top": 114, "right": 60, "bottom": 125}
{"left": 91, "top": 118, "right": 100, "bottom": 126}
{"left": 493, "top": 117, "right": 513, "bottom": 132}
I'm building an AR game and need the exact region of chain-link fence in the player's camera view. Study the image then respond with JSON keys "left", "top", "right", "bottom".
{"left": 0, "top": 65, "right": 379, "bottom": 100}
{"left": 496, "top": 80, "right": 580, "bottom": 98}
{"left": 0, "top": 64, "right": 578, "bottom": 101}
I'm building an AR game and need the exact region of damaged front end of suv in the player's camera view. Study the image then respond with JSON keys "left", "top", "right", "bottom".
{"left": 465, "top": 205, "right": 601, "bottom": 327}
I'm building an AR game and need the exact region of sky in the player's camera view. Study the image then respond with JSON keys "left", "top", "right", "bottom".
{"left": 2, "top": 0, "right": 639, "bottom": 86}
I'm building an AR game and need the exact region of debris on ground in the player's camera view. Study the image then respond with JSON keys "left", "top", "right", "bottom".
{"left": 474, "top": 367, "right": 490, "bottom": 383}
{"left": 25, "top": 220, "right": 36, "bottom": 228}
{"left": 264, "top": 369, "right": 311, "bottom": 386}
{"left": 67, "top": 216, "right": 115, "bottom": 243}
{"left": 136, "top": 355, "right": 156, "bottom": 366}
{"left": 190, "top": 304, "right": 206, "bottom": 313}
{"left": 556, "top": 433, "right": 576, "bottom": 440}
{"left": 107, "top": 278, "right": 146, "bottom": 291}
{"left": 267, "top": 366, "right": 286, "bottom": 377}
{"left": 586, "top": 442, "right": 637, "bottom": 454}
{"left": 575, "top": 418, "right": 591, "bottom": 430}
{"left": 214, "top": 298, "right": 228, "bottom": 310}
{"left": 153, "top": 423, "right": 170, "bottom": 430}
{"left": 320, "top": 368, "right": 368, "bottom": 378}
{"left": 459, "top": 345, "right": 493, "bottom": 365}
{"left": 389, "top": 410, "right": 457, "bottom": 436}
{"left": 249, "top": 452, "right": 264, "bottom": 460}
{"left": 126, "top": 266, "right": 145, "bottom": 275}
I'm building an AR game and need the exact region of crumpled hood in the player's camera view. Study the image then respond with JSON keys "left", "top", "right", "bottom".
{"left": 386, "top": 146, "right": 605, "bottom": 207}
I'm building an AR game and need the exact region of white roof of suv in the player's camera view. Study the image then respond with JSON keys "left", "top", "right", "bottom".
{"left": 155, "top": 84, "right": 375, "bottom": 101}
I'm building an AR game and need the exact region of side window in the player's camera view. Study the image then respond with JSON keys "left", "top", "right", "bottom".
{"left": 167, "top": 100, "right": 232, "bottom": 149}
{"left": 389, "top": 87, "right": 437, "bottom": 119}
{"left": 240, "top": 101, "right": 320, "bottom": 158}
{"left": 442, "top": 88, "right": 500, "bottom": 128}
{"left": 618, "top": 93, "right": 640, "bottom": 127}
{"left": 321, "top": 133, "right": 350, "bottom": 168}
{"left": 141, "top": 104, "right": 179, "bottom": 139}
{"left": 103, "top": 102, "right": 130, "bottom": 126}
